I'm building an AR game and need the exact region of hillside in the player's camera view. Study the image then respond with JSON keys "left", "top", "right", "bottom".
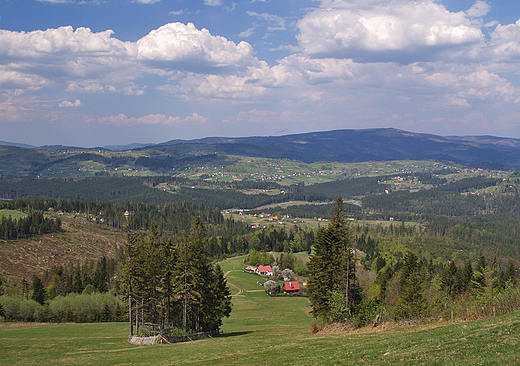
{"left": 3, "top": 129, "right": 520, "bottom": 179}
{"left": 0, "top": 214, "right": 126, "bottom": 281}
{"left": 1, "top": 254, "right": 519, "bottom": 365}
{"left": 152, "top": 128, "right": 520, "bottom": 168}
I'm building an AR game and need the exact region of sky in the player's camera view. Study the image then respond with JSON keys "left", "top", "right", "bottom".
{"left": 0, "top": 0, "right": 520, "bottom": 147}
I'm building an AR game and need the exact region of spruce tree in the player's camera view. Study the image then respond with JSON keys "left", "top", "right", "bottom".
{"left": 307, "top": 198, "right": 360, "bottom": 321}
{"left": 399, "top": 251, "right": 425, "bottom": 318}
{"left": 31, "top": 275, "right": 46, "bottom": 305}
{"left": 173, "top": 217, "right": 210, "bottom": 332}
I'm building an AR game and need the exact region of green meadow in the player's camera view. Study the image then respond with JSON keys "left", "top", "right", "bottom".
{"left": 0, "top": 209, "right": 26, "bottom": 220}
{"left": 1, "top": 255, "right": 519, "bottom": 365}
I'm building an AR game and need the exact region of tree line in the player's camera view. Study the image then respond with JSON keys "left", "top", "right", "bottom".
{"left": 306, "top": 198, "right": 520, "bottom": 330}
{"left": 0, "top": 210, "right": 61, "bottom": 240}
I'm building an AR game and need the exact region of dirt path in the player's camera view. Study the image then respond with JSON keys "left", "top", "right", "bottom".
{"left": 224, "top": 270, "right": 244, "bottom": 296}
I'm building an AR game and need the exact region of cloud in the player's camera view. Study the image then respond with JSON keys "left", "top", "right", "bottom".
{"left": 246, "top": 11, "right": 286, "bottom": 31}
{"left": 238, "top": 27, "right": 255, "bottom": 38}
{"left": 170, "top": 10, "right": 184, "bottom": 15}
{"left": 59, "top": 99, "right": 83, "bottom": 107}
{"left": 297, "top": 1, "right": 484, "bottom": 62}
{"left": 36, "top": 0, "right": 71, "bottom": 3}
{"left": 0, "top": 70, "right": 47, "bottom": 93}
{"left": 0, "top": 26, "right": 133, "bottom": 59}
{"left": 489, "top": 20, "right": 520, "bottom": 62}
{"left": 0, "top": 23, "right": 260, "bottom": 98}
{"left": 466, "top": 1, "right": 491, "bottom": 18}
{"left": 95, "top": 112, "right": 209, "bottom": 126}
{"left": 204, "top": 0, "right": 222, "bottom": 6}
{"left": 136, "top": 23, "right": 256, "bottom": 72}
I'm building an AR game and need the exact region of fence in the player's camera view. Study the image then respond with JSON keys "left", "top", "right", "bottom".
{"left": 128, "top": 323, "right": 219, "bottom": 345}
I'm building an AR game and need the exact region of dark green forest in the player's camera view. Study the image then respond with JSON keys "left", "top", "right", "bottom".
{"left": 2, "top": 169, "right": 520, "bottom": 328}
{"left": 0, "top": 211, "right": 61, "bottom": 240}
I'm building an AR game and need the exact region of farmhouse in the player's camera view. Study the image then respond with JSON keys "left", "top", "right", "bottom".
{"left": 282, "top": 281, "right": 300, "bottom": 294}
{"left": 245, "top": 266, "right": 257, "bottom": 273}
{"left": 256, "top": 265, "right": 273, "bottom": 276}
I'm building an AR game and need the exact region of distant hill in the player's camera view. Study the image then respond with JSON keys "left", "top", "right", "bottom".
{"left": 102, "top": 143, "right": 154, "bottom": 151}
{"left": 0, "top": 141, "right": 35, "bottom": 149}
{"left": 3, "top": 128, "right": 520, "bottom": 173}
{"left": 149, "top": 128, "right": 520, "bottom": 168}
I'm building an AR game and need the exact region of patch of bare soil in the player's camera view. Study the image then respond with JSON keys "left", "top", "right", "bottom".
{"left": 0, "top": 217, "right": 126, "bottom": 281}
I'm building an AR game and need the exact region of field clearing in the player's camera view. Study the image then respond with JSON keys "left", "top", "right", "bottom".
{"left": 0, "top": 209, "right": 26, "bottom": 220}
{"left": 0, "top": 216, "right": 126, "bottom": 281}
{"left": 224, "top": 211, "right": 422, "bottom": 232}
{"left": 1, "top": 255, "right": 519, "bottom": 365}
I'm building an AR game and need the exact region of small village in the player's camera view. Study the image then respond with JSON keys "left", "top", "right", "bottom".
{"left": 244, "top": 264, "right": 303, "bottom": 296}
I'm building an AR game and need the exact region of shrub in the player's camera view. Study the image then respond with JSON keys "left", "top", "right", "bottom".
{"left": 355, "top": 298, "right": 385, "bottom": 328}
{"left": 0, "top": 295, "right": 43, "bottom": 322}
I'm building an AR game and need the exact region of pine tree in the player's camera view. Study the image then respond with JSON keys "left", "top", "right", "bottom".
{"left": 441, "top": 261, "right": 460, "bottom": 298}
{"left": 173, "top": 217, "right": 210, "bottom": 332}
{"left": 307, "top": 198, "right": 360, "bottom": 321}
{"left": 398, "top": 251, "right": 425, "bottom": 318}
{"left": 31, "top": 275, "right": 46, "bottom": 305}
{"left": 93, "top": 256, "right": 108, "bottom": 293}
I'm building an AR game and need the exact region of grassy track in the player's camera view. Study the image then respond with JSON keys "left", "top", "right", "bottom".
{"left": 1, "top": 255, "right": 520, "bottom": 365}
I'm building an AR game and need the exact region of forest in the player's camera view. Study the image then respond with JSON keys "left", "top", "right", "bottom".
{"left": 306, "top": 199, "right": 520, "bottom": 329}
{"left": 0, "top": 210, "right": 61, "bottom": 240}
{"left": 0, "top": 172, "right": 451, "bottom": 209}
{"left": 1, "top": 166, "right": 520, "bottom": 330}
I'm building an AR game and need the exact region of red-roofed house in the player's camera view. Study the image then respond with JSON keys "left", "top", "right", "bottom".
{"left": 256, "top": 265, "right": 273, "bottom": 276}
{"left": 282, "top": 281, "right": 300, "bottom": 294}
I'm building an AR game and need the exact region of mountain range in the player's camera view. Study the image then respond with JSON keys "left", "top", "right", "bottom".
{"left": 4, "top": 128, "right": 520, "bottom": 169}
{"left": 149, "top": 128, "right": 520, "bottom": 168}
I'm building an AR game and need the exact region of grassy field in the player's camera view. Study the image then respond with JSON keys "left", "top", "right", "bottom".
{"left": 0, "top": 209, "right": 27, "bottom": 220}
{"left": 1, "top": 255, "right": 519, "bottom": 365}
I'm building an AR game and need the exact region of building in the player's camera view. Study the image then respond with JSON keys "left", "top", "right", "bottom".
{"left": 256, "top": 265, "right": 273, "bottom": 276}
{"left": 282, "top": 281, "right": 300, "bottom": 294}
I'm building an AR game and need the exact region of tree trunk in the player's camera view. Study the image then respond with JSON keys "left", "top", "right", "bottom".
{"left": 129, "top": 295, "right": 133, "bottom": 336}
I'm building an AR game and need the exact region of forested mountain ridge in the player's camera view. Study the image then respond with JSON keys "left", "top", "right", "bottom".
{"left": 4, "top": 129, "right": 520, "bottom": 177}
{"left": 151, "top": 128, "right": 520, "bottom": 168}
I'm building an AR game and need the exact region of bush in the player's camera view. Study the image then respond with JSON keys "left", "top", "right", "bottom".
{"left": 0, "top": 295, "right": 43, "bottom": 322}
{"left": 48, "top": 293, "right": 120, "bottom": 322}
{"left": 0, "top": 293, "right": 122, "bottom": 323}
{"left": 355, "top": 298, "right": 385, "bottom": 328}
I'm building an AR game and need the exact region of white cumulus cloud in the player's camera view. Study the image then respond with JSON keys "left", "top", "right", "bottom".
{"left": 136, "top": 23, "right": 256, "bottom": 71}
{"left": 0, "top": 26, "right": 133, "bottom": 59}
{"left": 489, "top": 19, "right": 520, "bottom": 62}
{"left": 466, "top": 1, "right": 491, "bottom": 18}
{"left": 59, "top": 99, "right": 83, "bottom": 107}
{"left": 297, "top": 1, "right": 484, "bottom": 62}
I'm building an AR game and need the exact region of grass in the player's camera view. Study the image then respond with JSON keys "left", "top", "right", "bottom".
{"left": 1, "top": 255, "right": 519, "bottom": 365}
{"left": 0, "top": 209, "right": 27, "bottom": 220}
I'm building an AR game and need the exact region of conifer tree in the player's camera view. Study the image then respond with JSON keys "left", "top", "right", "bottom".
{"left": 173, "top": 217, "right": 210, "bottom": 332}
{"left": 31, "top": 275, "right": 45, "bottom": 305}
{"left": 398, "top": 251, "right": 425, "bottom": 318}
{"left": 441, "top": 261, "right": 460, "bottom": 298}
{"left": 307, "top": 198, "right": 361, "bottom": 321}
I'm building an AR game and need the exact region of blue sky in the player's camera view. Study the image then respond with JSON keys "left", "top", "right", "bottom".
{"left": 0, "top": 0, "right": 520, "bottom": 147}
